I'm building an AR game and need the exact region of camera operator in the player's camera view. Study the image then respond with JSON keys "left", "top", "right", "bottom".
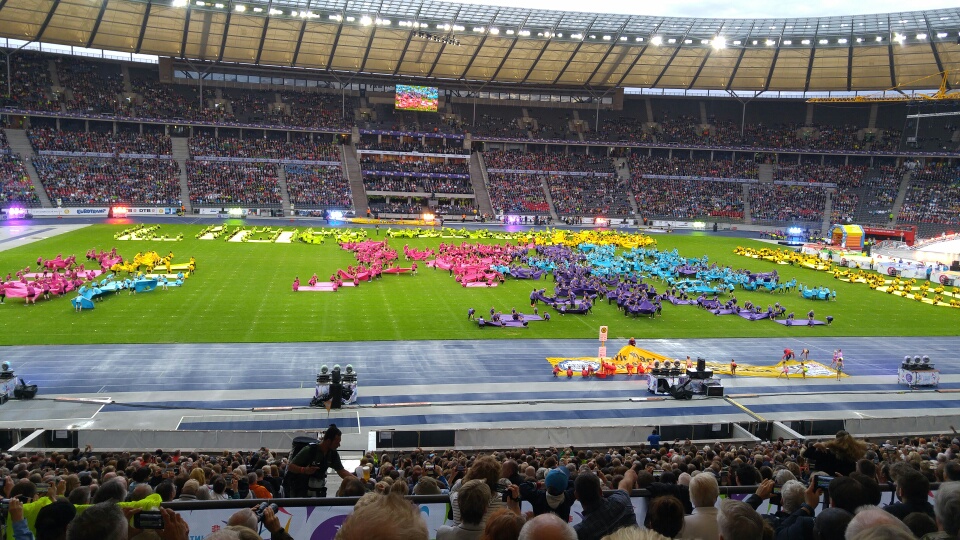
{"left": 285, "top": 425, "right": 352, "bottom": 497}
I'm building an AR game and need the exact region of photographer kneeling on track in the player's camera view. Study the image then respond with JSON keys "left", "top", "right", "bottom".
{"left": 284, "top": 424, "right": 353, "bottom": 498}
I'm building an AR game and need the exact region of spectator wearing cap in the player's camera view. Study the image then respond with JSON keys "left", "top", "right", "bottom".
{"left": 573, "top": 468, "right": 638, "bottom": 540}
{"left": 679, "top": 472, "right": 719, "bottom": 539}
{"left": 518, "top": 465, "right": 576, "bottom": 522}
{"left": 885, "top": 470, "right": 934, "bottom": 520}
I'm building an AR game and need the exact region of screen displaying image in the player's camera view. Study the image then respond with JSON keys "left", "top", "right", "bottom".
{"left": 395, "top": 85, "right": 439, "bottom": 112}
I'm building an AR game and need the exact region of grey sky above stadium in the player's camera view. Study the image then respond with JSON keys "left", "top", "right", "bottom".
{"left": 442, "top": 0, "right": 960, "bottom": 19}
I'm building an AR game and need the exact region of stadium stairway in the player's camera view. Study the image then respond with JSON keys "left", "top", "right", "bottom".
{"left": 5, "top": 129, "right": 51, "bottom": 208}
{"left": 172, "top": 138, "right": 192, "bottom": 213}
{"left": 542, "top": 176, "right": 559, "bottom": 222}
{"left": 890, "top": 170, "right": 914, "bottom": 226}
{"left": 277, "top": 164, "right": 291, "bottom": 216}
{"left": 822, "top": 190, "right": 833, "bottom": 232}
{"left": 342, "top": 143, "right": 368, "bottom": 214}
{"left": 758, "top": 163, "right": 774, "bottom": 183}
{"left": 742, "top": 183, "right": 752, "bottom": 223}
{"left": 469, "top": 152, "right": 494, "bottom": 217}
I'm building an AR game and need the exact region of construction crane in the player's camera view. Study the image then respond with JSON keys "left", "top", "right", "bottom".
{"left": 806, "top": 72, "right": 960, "bottom": 103}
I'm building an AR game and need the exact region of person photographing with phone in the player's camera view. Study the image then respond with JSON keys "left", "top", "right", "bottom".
{"left": 286, "top": 424, "right": 352, "bottom": 497}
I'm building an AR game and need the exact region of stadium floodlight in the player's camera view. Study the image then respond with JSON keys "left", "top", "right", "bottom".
{"left": 473, "top": 27, "right": 484, "bottom": 32}
{"left": 571, "top": 33, "right": 583, "bottom": 39}
{"left": 875, "top": 36, "right": 883, "bottom": 42}
{"left": 856, "top": 37, "right": 863, "bottom": 42}
{"left": 732, "top": 40, "right": 741, "bottom": 45}
{"left": 252, "top": 6, "right": 261, "bottom": 12}
{"left": 701, "top": 39, "right": 710, "bottom": 45}
{"left": 651, "top": 36, "right": 663, "bottom": 45}
{"left": 489, "top": 27, "right": 499, "bottom": 35}
{"left": 234, "top": 4, "right": 245, "bottom": 11}
{"left": 838, "top": 38, "right": 847, "bottom": 44}
{"left": 269, "top": 8, "right": 282, "bottom": 15}
{"left": 765, "top": 39, "right": 776, "bottom": 46}
{"left": 590, "top": 35, "right": 597, "bottom": 39}
{"left": 712, "top": 36, "right": 726, "bottom": 49}
{"left": 818, "top": 39, "right": 828, "bottom": 44}
{"left": 894, "top": 33, "right": 905, "bottom": 43}
{"left": 801, "top": 39, "right": 810, "bottom": 45}
{"left": 172, "top": 0, "right": 188, "bottom": 6}
{"left": 360, "top": 15, "right": 372, "bottom": 25}
{"left": 452, "top": 24, "right": 464, "bottom": 31}
{"left": 557, "top": 33, "right": 563, "bottom": 37}
{"left": 783, "top": 40, "right": 792, "bottom": 45}
{"left": 751, "top": 40, "right": 758, "bottom": 45}
{"left": 195, "top": 1, "right": 205, "bottom": 6}
{"left": 937, "top": 33, "right": 948, "bottom": 38}
{"left": 328, "top": 210, "right": 344, "bottom": 220}
{"left": 519, "top": 30, "right": 531, "bottom": 36}
{"left": 214, "top": 2, "right": 224, "bottom": 7}
{"left": 916, "top": 33, "right": 926, "bottom": 40}
{"left": 668, "top": 38, "right": 676, "bottom": 43}
{"left": 684, "top": 39, "right": 692, "bottom": 44}
{"left": 506, "top": 29, "right": 515, "bottom": 35}
{"left": 619, "top": 36, "right": 626, "bottom": 41}
{"left": 635, "top": 37, "right": 642, "bottom": 42}
{"left": 603, "top": 35, "right": 612, "bottom": 40}
{"left": 344, "top": 15, "right": 354, "bottom": 21}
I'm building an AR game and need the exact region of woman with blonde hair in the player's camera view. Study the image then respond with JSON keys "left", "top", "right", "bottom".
{"left": 802, "top": 430, "right": 867, "bottom": 477}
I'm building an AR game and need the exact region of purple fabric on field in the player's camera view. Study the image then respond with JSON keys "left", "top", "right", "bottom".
{"left": 774, "top": 319, "right": 827, "bottom": 326}
{"left": 711, "top": 309, "right": 738, "bottom": 315}
{"left": 666, "top": 296, "right": 695, "bottom": 305}
{"left": 737, "top": 310, "right": 772, "bottom": 321}
{"left": 700, "top": 299, "right": 721, "bottom": 310}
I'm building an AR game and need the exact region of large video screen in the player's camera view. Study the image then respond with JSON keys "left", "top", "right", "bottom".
{"left": 395, "top": 85, "right": 439, "bottom": 112}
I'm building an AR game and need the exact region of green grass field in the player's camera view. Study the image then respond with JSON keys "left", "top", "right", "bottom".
{"left": 0, "top": 224, "right": 955, "bottom": 345}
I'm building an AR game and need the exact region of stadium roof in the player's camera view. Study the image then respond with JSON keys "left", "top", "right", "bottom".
{"left": 1, "top": 0, "right": 959, "bottom": 92}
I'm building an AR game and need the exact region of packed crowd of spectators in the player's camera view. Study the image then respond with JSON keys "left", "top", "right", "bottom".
{"left": 284, "top": 165, "right": 352, "bottom": 208}
{"left": 628, "top": 155, "right": 759, "bottom": 179}
{"left": 187, "top": 161, "right": 282, "bottom": 206}
{"left": 860, "top": 166, "right": 904, "bottom": 220}
{"left": 32, "top": 156, "right": 181, "bottom": 206}
{"left": 648, "top": 116, "right": 904, "bottom": 154}
{"left": 592, "top": 117, "right": 654, "bottom": 143}
{"left": 363, "top": 177, "right": 421, "bottom": 193}
{"left": 831, "top": 190, "right": 860, "bottom": 224}
{"left": 484, "top": 150, "right": 615, "bottom": 173}
{"left": 548, "top": 175, "right": 633, "bottom": 216}
{"left": 750, "top": 184, "right": 828, "bottom": 223}
{"left": 367, "top": 197, "right": 425, "bottom": 215}
{"left": 774, "top": 164, "right": 868, "bottom": 188}
{"left": 632, "top": 177, "right": 745, "bottom": 220}
{"left": 898, "top": 164, "right": 960, "bottom": 225}
{"left": 278, "top": 91, "right": 350, "bottom": 129}
{"left": 0, "top": 155, "right": 40, "bottom": 206}
{"left": 434, "top": 198, "right": 478, "bottom": 215}
{"left": 131, "top": 77, "right": 230, "bottom": 122}
{"left": 360, "top": 157, "right": 469, "bottom": 175}
{"left": 188, "top": 136, "right": 340, "bottom": 162}
{"left": 55, "top": 57, "right": 124, "bottom": 114}
{"left": 9, "top": 428, "right": 960, "bottom": 540}
{"left": 422, "top": 178, "right": 474, "bottom": 194}
{"left": 0, "top": 52, "right": 61, "bottom": 111}
{"left": 487, "top": 173, "right": 551, "bottom": 215}
{"left": 357, "top": 140, "right": 469, "bottom": 155}
{"left": 28, "top": 128, "right": 172, "bottom": 156}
